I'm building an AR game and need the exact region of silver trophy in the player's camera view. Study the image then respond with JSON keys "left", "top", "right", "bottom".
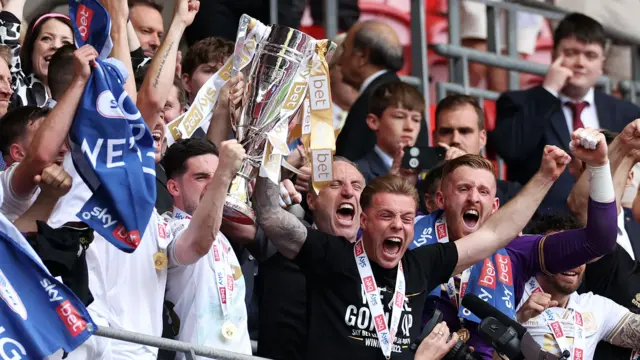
{"left": 223, "top": 23, "right": 314, "bottom": 224}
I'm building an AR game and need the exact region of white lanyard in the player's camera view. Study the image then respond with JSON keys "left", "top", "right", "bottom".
{"left": 172, "top": 208, "right": 234, "bottom": 318}
{"left": 354, "top": 238, "right": 405, "bottom": 359}
{"left": 525, "top": 278, "right": 585, "bottom": 360}
{"left": 434, "top": 213, "right": 472, "bottom": 310}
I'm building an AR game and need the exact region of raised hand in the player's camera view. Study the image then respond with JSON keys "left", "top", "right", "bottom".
{"left": 543, "top": 54, "right": 573, "bottom": 93}
{"left": 618, "top": 119, "right": 640, "bottom": 161}
{"left": 100, "top": 0, "right": 129, "bottom": 21}
{"left": 390, "top": 144, "right": 419, "bottom": 186}
{"left": 516, "top": 291, "right": 558, "bottom": 323}
{"left": 438, "top": 142, "right": 466, "bottom": 161}
{"left": 217, "top": 140, "right": 246, "bottom": 177}
{"left": 295, "top": 165, "right": 311, "bottom": 193}
{"left": 279, "top": 179, "right": 302, "bottom": 208}
{"left": 538, "top": 145, "right": 571, "bottom": 181}
{"left": 569, "top": 128, "right": 608, "bottom": 167}
{"left": 72, "top": 45, "right": 99, "bottom": 84}
{"left": 35, "top": 164, "right": 72, "bottom": 199}
{"left": 174, "top": 0, "right": 200, "bottom": 27}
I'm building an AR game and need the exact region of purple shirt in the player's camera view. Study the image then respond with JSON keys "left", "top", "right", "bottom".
{"left": 433, "top": 199, "right": 617, "bottom": 359}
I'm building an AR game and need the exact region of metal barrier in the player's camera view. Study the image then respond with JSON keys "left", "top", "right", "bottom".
{"left": 94, "top": 327, "right": 264, "bottom": 360}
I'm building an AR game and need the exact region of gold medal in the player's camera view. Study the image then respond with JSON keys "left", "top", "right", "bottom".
{"left": 153, "top": 251, "right": 168, "bottom": 270}
{"left": 221, "top": 321, "right": 237, "bottom": 340}
{"left": 457, "top": 328, "right": 470, "bottom": 343}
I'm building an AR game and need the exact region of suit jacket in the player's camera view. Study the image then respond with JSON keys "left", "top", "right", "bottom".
{"left": 489, "top": 86, "right": 640, "bottom": 211}
{"left": 335, "top": 71, "right": 430, "bottom": 161}
{"left": 623, "top": 207, "right": 640, "bottom": 261}
{"left": 355, "top": 150, "right": 390, "bottom": 184}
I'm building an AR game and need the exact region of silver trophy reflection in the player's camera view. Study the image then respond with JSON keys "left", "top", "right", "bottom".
{"left": 223, "top": 24, "right": 314, "bottom": 224}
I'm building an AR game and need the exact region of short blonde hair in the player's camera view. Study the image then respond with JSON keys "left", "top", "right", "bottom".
{"left": 360, "top": 174, "right": 419, "bottom": 211}
{"left": 441, "top": 154, "right": 495, "bottom": 183}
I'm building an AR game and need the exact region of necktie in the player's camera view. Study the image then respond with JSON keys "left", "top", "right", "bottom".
{"left": 565, "top": 101, "right": 589, "bottom": 131}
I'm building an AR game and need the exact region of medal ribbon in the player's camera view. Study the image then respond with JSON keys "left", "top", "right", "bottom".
{"left": 353, "top": 238, "right": 405, "bottom": 359}
{"left": 172, "top": 208, "right": 234, "bottom": 318}
{"left": 524, "top": 278, "right": 585, "bottom": 360}
{"left": 631, "top": 350, "right": 640, "bottom": 360}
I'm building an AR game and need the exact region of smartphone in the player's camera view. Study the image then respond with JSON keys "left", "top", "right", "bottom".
{"left": 401, "top": 146, "right": 446, "bottom": 170}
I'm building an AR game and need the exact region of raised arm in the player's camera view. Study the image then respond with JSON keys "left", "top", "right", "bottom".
{"left": 609, "top": 313, "right": 640, "bottom": 350}
{"left": 137, "top": 0, "right": 199, "bottom": 129}
{"left": 13, "top": 164, "right": 71, "bottom": 232}
{"left": 254, "top": 176, "right": 308, "bottom": 259}
{"left": 452, "top": 145, "right": 571, "bottom": 274}
{"left": 173, "top": 140, "right": 244, "bottom": 265}
{"left": 11, "top": 46, "right": 96, "bottom": 198}
{"left": 2, "top": 0, "right": 24, "bottom": 25}
{"left": 206, "top": 73, "right": 243, "bottom": 149}
{"left": 101, "top": 0, "right": 137, "bottom": 103}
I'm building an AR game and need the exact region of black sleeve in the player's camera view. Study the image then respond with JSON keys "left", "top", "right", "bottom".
{"left": 583, "top": 247, "right": 622, "bottom": 296}
{"left": 293, "top": 228, "right": 352, "bottom": 278}
{"left": 413, "top": 242, "right": 459, "bottom": 291}
{"left": 489, "top": 87, "right": 561, "bottom": 163}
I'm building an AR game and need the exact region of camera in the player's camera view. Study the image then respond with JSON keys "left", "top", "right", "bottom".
{"left": 410, "top": 309, "right": 480, "bottom": 360}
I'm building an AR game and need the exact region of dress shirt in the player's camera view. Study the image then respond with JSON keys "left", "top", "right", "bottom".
{"left": 544, "top": 86, "right": 600, "bottom": 132}
{"left": 373, "top": 145, "right": 393, "bottom": 170}
{"left": 617, "top": 210, "right": 635, "bottom": 260}
{"left": 359, "top": 69, "right": 388, "bottom": 94}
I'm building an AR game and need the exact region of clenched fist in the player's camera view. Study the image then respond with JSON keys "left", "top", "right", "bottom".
{"left": 35, "top": 164, "right": 72, "bottom": 199}
{"left": 538, "top": 145, "right": 571, "bottom": 182}
{"left": 569, "top": 128, "right": 607, "bottom": 167}
{"left": 279, "top": 179, "right": 302, "bottom": 208}
{"left": 218, "top": 140, "right": 246, "bottom": 177}
{"left": 618, "top": 119, "right": 640, "bottom": 161}
{"left": 516, "top": 291, "right": 558, "bottom": 323}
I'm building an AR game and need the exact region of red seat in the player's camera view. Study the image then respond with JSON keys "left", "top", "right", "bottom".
{"left": 299, "top": 25, "right": 326, "bottom": 40}
{"left": 426, "top": 0, "right": 448, "bottom": 15}
{"left": 483, "top": 100, "right": 496, "bottom": 132}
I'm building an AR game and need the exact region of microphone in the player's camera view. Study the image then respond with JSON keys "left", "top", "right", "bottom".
{"left": 461, "top": 293, "right": 527, "bottom": 338}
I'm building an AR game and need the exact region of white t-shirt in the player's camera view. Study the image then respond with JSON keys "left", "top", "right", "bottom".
{"left": 165, "top": 208, "right": 251, "bottom": 359}
{"left": 48, "top": 153, "right": 174, "bottom": 359}
{"left": 521, "top": 292, "right": 633, "bottom": 359}
{"left": 0, "top": 163, "right": 40, "bottom": 221}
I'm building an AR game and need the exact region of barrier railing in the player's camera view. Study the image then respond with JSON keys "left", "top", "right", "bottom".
{"left": 94, "top": 327, "right": 264, "bottom": 360}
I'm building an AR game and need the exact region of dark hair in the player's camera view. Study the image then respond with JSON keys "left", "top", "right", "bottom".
{"left": 553, "top": 13, "right": 608, "bottom": 52}
{"left": 360, "top": 174, "right": 419, "bottom": 211}
{"left": 172, "top": 76, "right": 188, "bottom": 108}
{"left": 435, "top": 94, "right": 485, "bottom": 131}
{"left": 182, "top": 37, "right": 234, "bottom": 78}
{"left": 353, "top": 22, "right": 403, "bottom": 72}
{"left": 128, "top": 0, "right": 164, "bottom": 13}
{"left": 524, "top": 212, "right": 583, "bottom": 235}
{"left": 422, "top": 161, "right": 447, "bottom": 198}
{"left": 368, "top": 81, "right": 425, "bottom": 117}
{"left": 21, "top": 13, "right": 73, "bottom": 79}
{"left": 48, "top": 44, "right": 76, "bottom": 101}
{"left": 0, "top": 106, "right": 50, "bottom": 155}
{"left": 162, "top": 138, "right": 219, "bottom": 180}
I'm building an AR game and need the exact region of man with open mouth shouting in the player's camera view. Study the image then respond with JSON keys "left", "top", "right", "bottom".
{"left": 409, "top": 127, "right": 620, "bottom": 359}
{"left": 252, "top": 127, "right": 616, "bottom": 360}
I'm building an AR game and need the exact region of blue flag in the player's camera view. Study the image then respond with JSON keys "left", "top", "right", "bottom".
{"left": 0, "top": 214, "right": 96, "bottom": 358}
{"left": 68, "top": 0, "right": 156, "bottom": 252}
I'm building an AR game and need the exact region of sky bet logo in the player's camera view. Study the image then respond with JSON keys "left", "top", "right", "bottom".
{"left": 75, "top": 4, "right": 94, "bottom": 41}
{"left": 82, "top": 207, "right": 140, "bottom": 247}
{"left": 42, "top": 278, "right": 87, "bottom": 337}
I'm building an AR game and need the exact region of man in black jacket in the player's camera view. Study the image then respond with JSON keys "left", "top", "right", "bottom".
{"left": 489, "top": 13, "right": 640, "bottom": 212}
{"left": 336, "top": 20, "right": 429, "bottom": 161}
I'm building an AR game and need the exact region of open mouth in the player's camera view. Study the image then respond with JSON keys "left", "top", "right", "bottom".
{"left": 336, "top": 203, "right": 355, "bottom": 224}
{"left": 152, "top": 131, "right": 163, "bottom": 150}
{"left": 462, "top": 209, "right": 480, "bottom": 229}
{"left": 560, "top": 271, "right": 578, "bottom": 277}
{"left": 383, "top": 237, "right": 403, "bottom": 256}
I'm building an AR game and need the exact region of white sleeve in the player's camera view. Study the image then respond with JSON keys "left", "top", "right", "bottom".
{"left": 166, "top": 217, "right": 189, "bottom": 269}
{"left": 0, "top": 163, "right": 39, "bottom": 222}
{"left": 590, "top": 294, "right": 634, "bottom": 342}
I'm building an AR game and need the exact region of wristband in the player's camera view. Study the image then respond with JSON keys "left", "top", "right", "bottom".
{"left": 587, "top": 162, "right": 614, "bottom": 203}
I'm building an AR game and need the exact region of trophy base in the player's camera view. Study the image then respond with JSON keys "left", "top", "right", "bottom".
{"left": 223, "top": 196, "right": 256, "bottom": 225}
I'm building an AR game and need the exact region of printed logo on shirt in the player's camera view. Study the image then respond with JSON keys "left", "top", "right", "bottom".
{"left": 550, "top": 321, "right": 564, "bottom": 338}
{"left": 0, "top": 269, "right": 27, "bottom": 320}
{"left": 436, "top": 223, "right": 446, "bottom": 240}
{"left": 363, "top": 276, "right": 376, "bottom": 293}
{"left": 495, "top": 254, "right": 513, "bottom": 286}
{"left": 157, "top": 222, "right": 166, "bottom": 240}
{"left": 478, "top": 258, "right": 496, "bottom": 289}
